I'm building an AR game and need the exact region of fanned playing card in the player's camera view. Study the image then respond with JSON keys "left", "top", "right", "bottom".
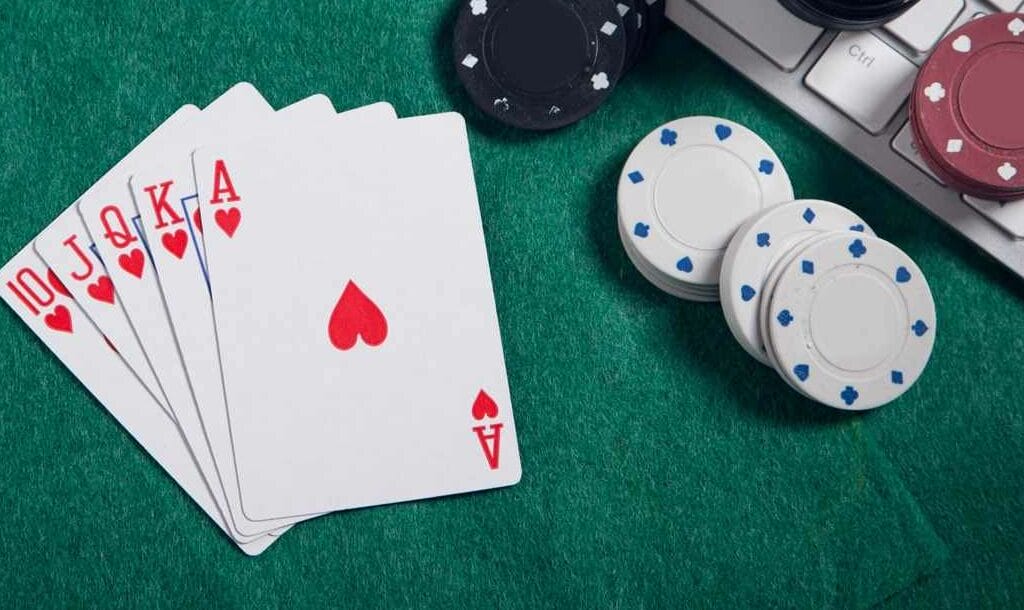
{"left": 194, "top": 112, "right": 521, "bottom": 520}
{"left": 129, "top": 95, "right": 398, "bottom": 537}
{"left": 0, "top": 243, "right": 277, "bottom": 555}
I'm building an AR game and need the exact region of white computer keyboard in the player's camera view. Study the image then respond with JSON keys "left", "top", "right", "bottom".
{"left": 666, "top": 0, "right": 1024, "bottom": 278}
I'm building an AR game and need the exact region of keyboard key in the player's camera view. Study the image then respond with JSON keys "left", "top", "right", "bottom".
{"left": 985, "top": 0, "right": 1023, "bottom": 11}
{"left": 690, "top": 0, "right": 823, "bottom": 71}
{"left": 892, "top": 121, "right": 943, "bottom": 183}
{"left": 884, "top": 0, "right": 965, "bottom": 53}
{"left": 963, "top": 195, "right": 1024, "bottom": 239}
{"left": 805, "top": 31, "right": 918, "bottom": 134}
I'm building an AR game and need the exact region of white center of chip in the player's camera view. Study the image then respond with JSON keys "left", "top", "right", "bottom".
{"left": 654, "top": 145, "right": 761, "bottom": 251}
{"left": 809, "top": 270, "right": 903, "bottom": 373}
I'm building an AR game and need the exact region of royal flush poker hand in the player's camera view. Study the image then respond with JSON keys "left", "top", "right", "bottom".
{"left": 1, "top": 83, "right": 521, "bottom": 555}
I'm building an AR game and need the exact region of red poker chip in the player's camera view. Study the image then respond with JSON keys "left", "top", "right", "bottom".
{"left": 911, "top": 13, "right": 1024, "bottom": 199}
{"left": 910, "top": 91, "right": 1015, "bottom": 200}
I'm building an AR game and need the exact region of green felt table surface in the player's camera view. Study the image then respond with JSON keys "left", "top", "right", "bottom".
{"left": 1, "top": 1, "right": 1022, "bottom": 607}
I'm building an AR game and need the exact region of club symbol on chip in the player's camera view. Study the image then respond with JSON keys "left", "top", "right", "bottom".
{"left": 777, "top": 309, "right": 793, "bottom": 327}
{"left": 924, "top": 82, "right": 946, "bottom": 103}
{"left": 840, "top": 386, "right": 860, "bottom": 406}
{"left": 591, "top": 72, "right": 610, "bottom": 91}
{"left": 756, "top": 232, "right": 770, "bottom": 247}
{"left": 634, "top": 222, "right": 650, "bottom": 238}
{"left": 470, "top": 0, "right": 487, "bottom": 16}
{"left": 660, "top": 128, "right": 677, "bottom": 146}
{"left": 758, "top": 160, "right": 775, "bottom": 175}
{"left": 492, "top": 97, "right": 510, "bottom": 112}
{"left": 848, "top": 239, "right": 867, "bottom": 259}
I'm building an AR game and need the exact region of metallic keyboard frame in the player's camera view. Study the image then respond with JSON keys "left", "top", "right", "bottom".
{"left": 667, "top": 1, "right": 1024, "bottom": 279}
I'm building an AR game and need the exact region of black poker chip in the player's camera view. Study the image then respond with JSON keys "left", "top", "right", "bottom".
{"left": 453, "top": 0, "right": 629, "bottom": 131}
{"left": 777, "top": 0, "right": 919, "bottom": 30}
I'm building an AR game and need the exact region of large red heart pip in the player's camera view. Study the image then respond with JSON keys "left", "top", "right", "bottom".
{"left": 161, "top": 229, "right": 189, "bottom": 259}
{"left": 328, "top": 281, "right": 388, "bottom": 351}
{"left": 44, "top": 305, "right": 73, "bottom": 334}
{"left": 118, "top": 248, "right": 145, "bottom": 278}
{"left": 472, "top": 390, "right": 499, "bottom": 420}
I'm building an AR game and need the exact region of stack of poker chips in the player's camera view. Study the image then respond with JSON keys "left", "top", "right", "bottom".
{"left": 452, "top": 0, "right": 665, "bottom": 131}
{"left": 617, "top": 117, "right": 936, "bottom": 411}
{"left": 778, "top": 0, "right": 919, "bottom": 30}
{"left": 910, "top": 12, "right": 1024, "bottom": 202}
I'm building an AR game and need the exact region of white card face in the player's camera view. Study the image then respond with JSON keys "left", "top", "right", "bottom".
{"left": 129, "top": 97, "right": 397, "bottom": 537}
{"left": 0, "top": 244, "right": 278, "bottom": 556}
{"left": 78, "top": 83, "right": 276, "bottom": 543}
{"left": 33, "top": 107, "right": 200, "bottom": 420}
{"left": 194, "top": 113, "right": 521, "bottom": 520}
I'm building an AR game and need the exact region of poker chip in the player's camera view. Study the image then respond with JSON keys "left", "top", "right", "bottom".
{"left": 778, "top": 0, "right": 919, "bottom": 30}
{"left": 911, "top": 13, "right": 1024, "bottom": 200}
{"left": 452, "top": 0, "right": 664, "bottom": 131}
{"left": 452, "top": 0, "right": 628, "bottom": 131}
{"left": 765, "top": 233, "right": 936, "bottom": 411}
{"left": 617, "top": 116, "right": 794, "bottom": 300}
{"left": 720, "top": 200, "right": 874, "bottom": 365}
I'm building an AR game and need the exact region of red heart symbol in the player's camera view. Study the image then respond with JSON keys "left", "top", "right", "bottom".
{"left": 161, "top": 229, "right": 189, "bottom": 259}
{"left": 215, "top": 208, "right": 241, "bottom": 238}
{"left": 47, "top": 268, "right": 70, "bottom": 297}
{"left": 87, "top": 275, "right": 115, "bottom": 304}
{"left": 472, "top": 390, "right": 499, "bottom": 420}
{"left": 44, "top": 305, "right": 73, "bottom": 333}
{"left": 193, "top": 208, "right": 204, "bottom": 234}
{"left": 118, "top": 248, "right": 145, "bottom": 278}
{"left": 328, "top": 281, "right": 388, "bottom": 350}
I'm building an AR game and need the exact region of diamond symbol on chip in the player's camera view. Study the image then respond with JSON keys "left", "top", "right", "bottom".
{"left": 1009, "top": 17, "right": 1024, "bottom": 37}
{"left": 493, "top": 97, "right": 510, "bottom": 112}
{"left": 591, "top": 72, "right": 610, "bottom": 91}
{"left": 802, "top": 208, "right": 816, "bottom": 224}
{"left": 470, "top": 0, "right": 487, "bottom": 16}
{"left": 924, "top": 82, "right": 946, "bottom": 103}
{"left": 946, "top": 139, "right": 963, "bottom": 153}
{"left": 998, "top": 162, "right": 1018, "bottom": 182}
{"left": 600, "top": 21, "right": 618, "bottom": 36}
{"left": 951, "top": 34, "right": 972, "bottom": 53}
{"left": 461, "top": 54, "right": 479, "bottom": 69}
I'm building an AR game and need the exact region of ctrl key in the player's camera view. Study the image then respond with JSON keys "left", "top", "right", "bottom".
{"left": 805, "top": 31, "right": 919, "bottom": 134}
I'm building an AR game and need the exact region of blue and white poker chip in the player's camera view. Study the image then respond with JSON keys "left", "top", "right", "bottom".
{"left": 617, "top": 116, "right": 794, "bottom": 299}
{"left": 766, "top": 233, "right": 936, "bottom": 411}
{"left": 720, "top": 200, "right": 874, "bottom": 366}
